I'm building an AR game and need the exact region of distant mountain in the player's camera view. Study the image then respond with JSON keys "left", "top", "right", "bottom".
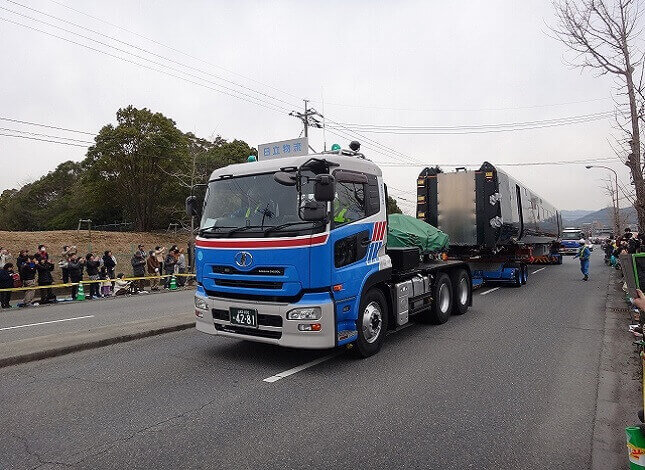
{"left": 560, "top": 210, "right": 595, "bottom": 222}
{"left": 566, "top": 206, "right": 638, "bottom": 228}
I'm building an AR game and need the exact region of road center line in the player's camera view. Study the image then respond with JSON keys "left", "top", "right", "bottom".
{"left": 263, "top": 351, "right": 342, "bottom": 383}
{"left": 480, "top": 287, "right": 501, "bottom": 296}
{"left": 262, "top": 321, "right": 421, "bottom": 383}
{"left": 531, "top": 267, "right": 547, "bottom": 274}
{"left": 0, "top": 315, "right": 95, "bottom": 331}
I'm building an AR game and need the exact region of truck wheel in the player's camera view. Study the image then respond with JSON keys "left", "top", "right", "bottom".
{"left": 512, "top": 267, "right": 522, "bottom": 287}
{"left": 451, "top": 269, "right": 470, "bottom": 315}
{"left": 422, "top": 272, "right": 453, "bottom": 324}
{"left": 353, "top": 288, "right": 389, "bottom": 358}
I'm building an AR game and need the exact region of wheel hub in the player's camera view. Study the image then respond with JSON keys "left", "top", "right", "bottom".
{"left": 362, "top": 301, "right": 382, "bottom": 344}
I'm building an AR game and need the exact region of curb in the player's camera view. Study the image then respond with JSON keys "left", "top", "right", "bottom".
{"left": 591, "top": 268, "right": 641, "bottom": 469}
{"left": 0, "top": 314, "right": 195, "bottom": 368}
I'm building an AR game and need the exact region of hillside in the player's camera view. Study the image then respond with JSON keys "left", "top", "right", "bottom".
{"left": 569, "top": 206, "right": 638, "bottom": 228}
{"left": 560, "top": 209, "right": 595, "bottom": 221}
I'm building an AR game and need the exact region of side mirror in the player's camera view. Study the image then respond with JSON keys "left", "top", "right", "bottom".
{"left": 314, "top": 174, "right": 335, "bottom": 202}
{"left": 301, "top": 200, "right": 327, "bottom": 221}
{"left": 186, "top": 195, "right": 200, "bottom": 217}
{"left": 274, "top": 171, "right": 297, "bottom": 186}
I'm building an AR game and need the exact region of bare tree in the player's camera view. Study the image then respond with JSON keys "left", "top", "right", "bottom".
{"left": 552, "top": 0, "right": 645, "bottom": 230}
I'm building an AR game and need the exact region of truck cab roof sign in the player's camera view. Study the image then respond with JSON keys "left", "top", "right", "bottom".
{"left": 258, "top": 137, "right": 309, "bottom": 160}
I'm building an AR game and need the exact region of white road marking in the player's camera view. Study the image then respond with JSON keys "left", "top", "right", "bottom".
{"left": 480, "top": 287, "right": 501, "bottom": 296}
{"left": 263, "top": 352, "right": 342, "bottom": 383}
{"left": 531, "top": 267, "right": 547, "bottom": 274}
{"left": 0, "top": 315, "right": 95, "bottom": 331}
{"left": 263, "top": 322, "right": 415, "bottom": 383}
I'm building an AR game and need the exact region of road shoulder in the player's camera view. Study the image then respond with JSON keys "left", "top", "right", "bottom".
{"left": 592, "top": 268, "right": 641, "bottom": 469}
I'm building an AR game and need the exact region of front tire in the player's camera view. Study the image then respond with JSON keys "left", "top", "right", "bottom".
{"left": 353, "top": 288, "right": 389, "bottom": 358}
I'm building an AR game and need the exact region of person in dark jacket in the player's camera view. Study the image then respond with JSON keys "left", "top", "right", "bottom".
{"left": 16, "top": 250, "right": 28, "bottom": 270}
{"left": 163, "top": 250, "right": 177, "bottom": 288}
{"left": 0, "top": 263, "right": 14, "bottom": 308}
{"left": 20, "top": 255, "right": 37, "bottom": 306}
{"left": 131, "top": 252, "right": 146, "bottom": 292}
{"left": 36, "top": 258, "right": 55, "bottom": 304}
{"left": 67, "top": 254, "right": 85, "bottom": 300}
{"left": 102, "top": 250, "right": 116, "bottom": 279}
{"left": 85, "top": 253, "right": 101, "bottom": 299}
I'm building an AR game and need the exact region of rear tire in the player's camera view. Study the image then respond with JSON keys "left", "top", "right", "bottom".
{"left": 512, "top": 267, "right": 522, "bottom": 287}
{"left": 451, "top": 269, "right": 470, "bottom": 315}
{"left": 352, "top": 288, "right": 389, "bottom": 358}
{"left": 422, "top": 272, "right": 453, "bottom": 324}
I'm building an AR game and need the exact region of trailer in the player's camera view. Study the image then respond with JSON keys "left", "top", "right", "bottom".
{"left": 189, "top": 142, "right": 473, "bottom": 358}
{"left": 416, "top": 162, "right": 562, "bottom": 286}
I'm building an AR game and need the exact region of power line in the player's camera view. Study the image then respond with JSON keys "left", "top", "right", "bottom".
{"left": 0, "top": 116, "right": 94, "bottom": 135}
{"left": 312, "top": 97, "right": 613, "bottom": 113}
{"left": 4, "top": 1, "right": 300, "bottom": 110}
{"left": 45, "top": 0, "right": 301, "bottom": 101}
{"left": 327, "top": 111, "right": 614, "bottom": 135}
{"left": 0, "top": 127, "right": 94, "bottom": 144}
{"left": 0, "top": 8, "right": 294, "bottom": 114}
{"left": 0, "top": 16, "right": 289, "bottom": 114}
{"left": 0, "top": 132, "right": 89, "bottom": 147}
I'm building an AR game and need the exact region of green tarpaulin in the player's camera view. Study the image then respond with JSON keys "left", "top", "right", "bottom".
{"left": 387, "top": 213, "right": 449, "bottom": 254}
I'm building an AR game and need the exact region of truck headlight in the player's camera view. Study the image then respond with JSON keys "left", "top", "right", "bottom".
{"left": 287, "top": 307, "right": 322, "bottom": 320}
{"left": 194, "top": 295, "right": 209, "bottom": 311}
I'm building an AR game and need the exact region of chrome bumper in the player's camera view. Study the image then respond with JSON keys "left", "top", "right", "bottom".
{"left": 194, "top": 293, "right": 336, "bottom": 349}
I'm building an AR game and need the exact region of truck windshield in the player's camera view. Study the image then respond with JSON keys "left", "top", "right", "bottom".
{"left": 562, "top": 231, "right": 583, "bottom": 240}
{"left": 200, "top": 172, "right": 321, "bottom": 237}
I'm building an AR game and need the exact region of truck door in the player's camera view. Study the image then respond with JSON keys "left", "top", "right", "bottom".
{"left": 329, "top": 172, "right": 381, "bottom": 300}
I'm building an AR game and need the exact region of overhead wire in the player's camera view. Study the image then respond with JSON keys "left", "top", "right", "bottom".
{"left": 0, "top": 8, "right": 294, "bottom": 113}
{"left": 0, "top": 132, "right": 90, "bottom": 147}
{"left": 3, "top": 1, "right": 301, "bottom": 110}
{"left": 0, "top": 116, "right": 94, "bottom": 135}
{"left": 45, "top": 0, "right": 302, "bottom": 101}
{"left": 0, "top": 127, "right": 94, "bottom": 144}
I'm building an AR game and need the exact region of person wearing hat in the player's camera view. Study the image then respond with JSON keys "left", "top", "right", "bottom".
{"left": 573, "top": 238, "right": 592, "bottom": 281}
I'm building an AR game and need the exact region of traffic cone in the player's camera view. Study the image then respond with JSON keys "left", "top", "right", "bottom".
{"left": 76, "top": 282, "right": 86, "bottom": 301}
{"left": 169, "top": 275, "right": 177, "bottom": 290}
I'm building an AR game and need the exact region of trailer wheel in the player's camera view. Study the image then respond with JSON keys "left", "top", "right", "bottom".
{"left": 421, "top": 272, "right": 453, "bottom": 324}
{"left": 451, "top": 269, "right": 470, "bottom": 315}
{"left": 520, "top": 264, "right": 528, "bottom": 285}
{"left": 512, "top": 267, "right": 522, "bottom": 287}
{"left": 352, "top": 288, "right": 389, "bottom": 358}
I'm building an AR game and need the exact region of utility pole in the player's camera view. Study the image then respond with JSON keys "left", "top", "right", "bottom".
{"left": 290, "top": 99, "right": 323, "bottom": 151}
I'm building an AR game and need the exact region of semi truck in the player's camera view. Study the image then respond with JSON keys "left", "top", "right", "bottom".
{"left": 560, "top": 227, "right": 586, "bottom": 255}
{"left": 188, "top": 143, "right": 472, "bottom": 357}
{"left": 416, "top": 163, "right": 562, "bottom": 286}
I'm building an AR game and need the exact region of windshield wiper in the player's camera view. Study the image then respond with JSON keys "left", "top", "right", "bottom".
{"left": 264, "top": 221, "right": 323, "bottom": 235}
{"left": 198, "top": 225, "right": 235, "bottom": 236}
{"left": 224, "top": 225, "right": 267, "bottom": 237}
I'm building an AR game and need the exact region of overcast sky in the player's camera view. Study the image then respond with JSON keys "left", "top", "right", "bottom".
{"left": 0, "top": 0, "right": 633, "bottom": 214}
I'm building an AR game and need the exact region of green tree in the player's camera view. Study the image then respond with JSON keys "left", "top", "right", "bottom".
{"left": 387, "top": 195, "right": 402, "bottom": 214}
{"left": 84, "top": 106, "right": 188, "bottom": 231}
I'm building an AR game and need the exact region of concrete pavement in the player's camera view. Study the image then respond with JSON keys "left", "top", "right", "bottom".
{"left": 1, "top": 253, "right": 617, "bottom": 469}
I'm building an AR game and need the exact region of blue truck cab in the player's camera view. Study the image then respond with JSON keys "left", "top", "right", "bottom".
{"left": 560, "top": 227, "right": 585, "bottom": 255}
{"left": 190, "top": 146, "right": 472, "bottom": 357}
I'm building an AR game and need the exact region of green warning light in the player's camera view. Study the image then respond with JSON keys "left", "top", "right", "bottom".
{"left": 247, "top": 155, "right": 257, "bottom": 162}
{"left": 331, "top": 144, "right": 341, "bottom": 151}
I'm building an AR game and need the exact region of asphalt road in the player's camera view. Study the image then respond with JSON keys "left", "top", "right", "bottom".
{"left": 0, "top": 289, "right": 195, "bottom": 343}
{"left": 2, "top": 253, "right": 609, "bottom": 469}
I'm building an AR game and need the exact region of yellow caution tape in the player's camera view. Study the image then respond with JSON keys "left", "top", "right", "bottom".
{"left": 0, "top": 273, "right": 196, "bottom": 292}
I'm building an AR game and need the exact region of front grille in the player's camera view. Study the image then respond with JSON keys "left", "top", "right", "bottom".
{"left": 211, "top": 309, "right": 282, "bottom": 327}
{"left": 215, "top": 324, "right": 282, "bottom": 339}
{"left": 215, "top": 279, "right": 283, "bottom": 289}
{"left": 212, "top": 266, "right": 285, "bottom": 276}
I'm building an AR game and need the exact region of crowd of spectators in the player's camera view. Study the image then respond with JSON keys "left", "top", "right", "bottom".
{"left": 603, "top": 228, "right": 645, "bottom": 268}
{"left": 0, "top": 242, "right": 190, "bottom": 308}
